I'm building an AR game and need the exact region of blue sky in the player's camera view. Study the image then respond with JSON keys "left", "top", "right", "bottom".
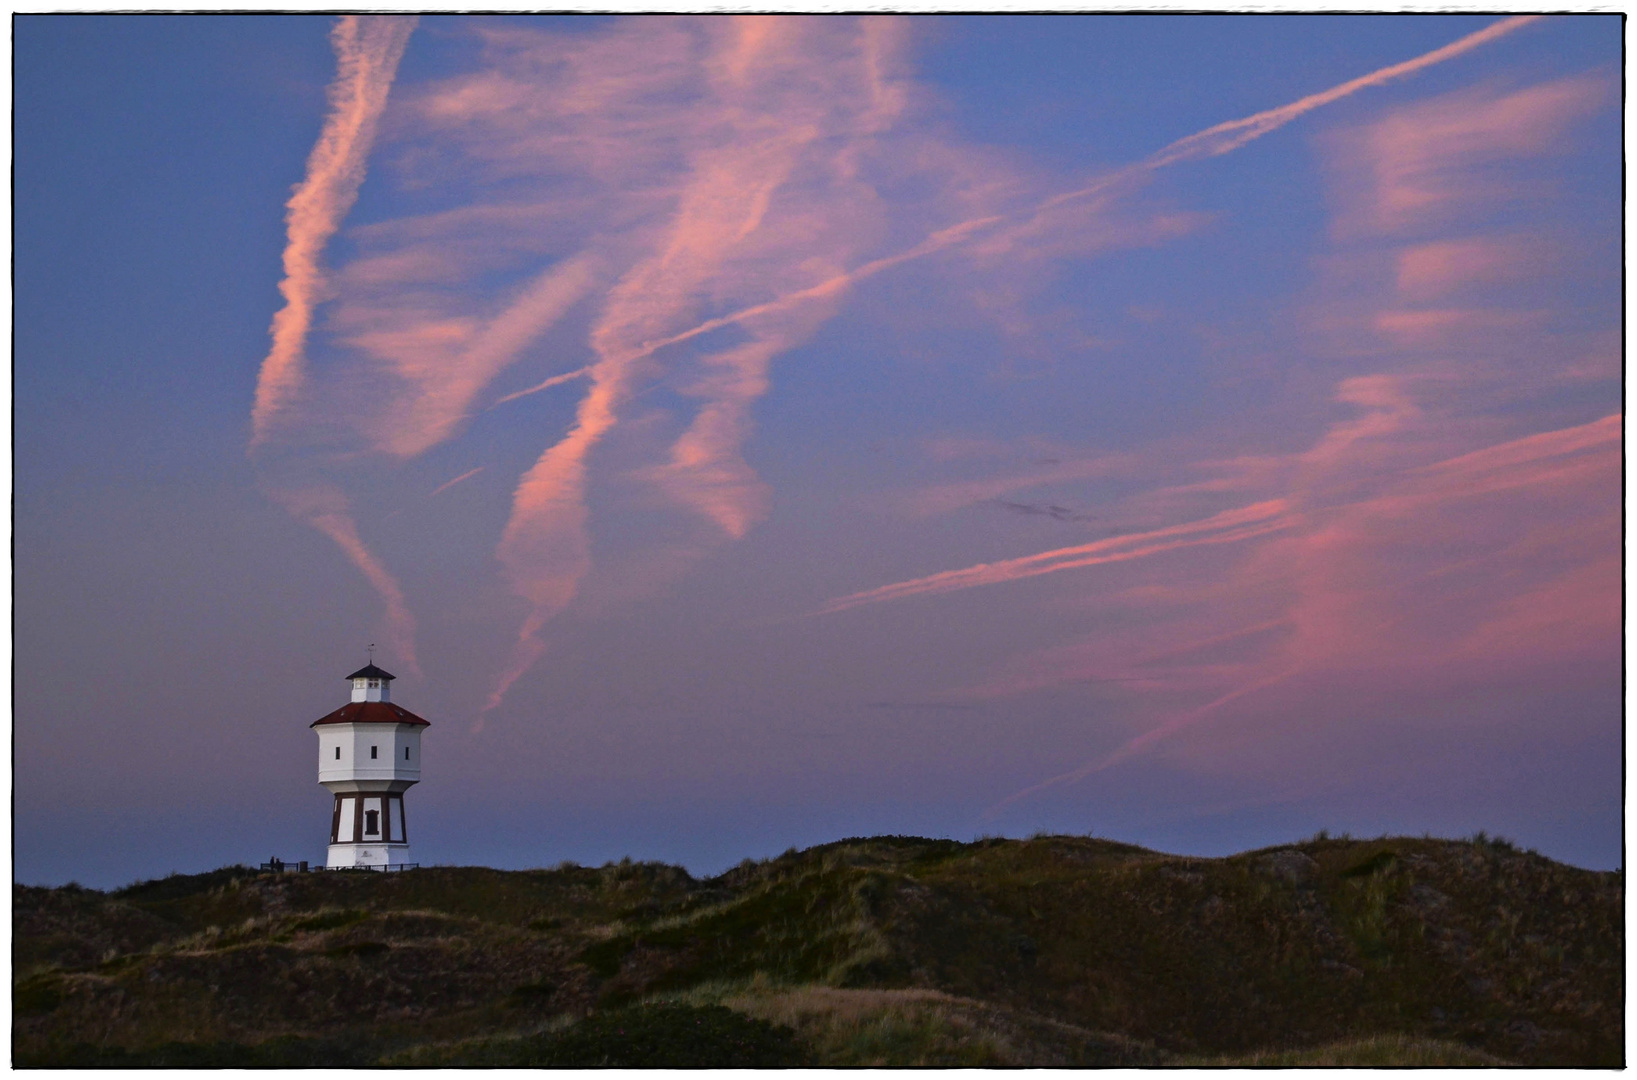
{"left": 16, "top": 15, "right": 1622, "bottom": 887}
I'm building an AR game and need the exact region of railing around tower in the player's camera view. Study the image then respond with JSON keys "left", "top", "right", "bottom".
{"left": 257, "top": 859, "right": 420, "bottom": 872}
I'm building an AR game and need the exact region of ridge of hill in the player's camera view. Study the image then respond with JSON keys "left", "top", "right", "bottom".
{"left": 13, "top": 833, "right": 1622, "bottom": 1066}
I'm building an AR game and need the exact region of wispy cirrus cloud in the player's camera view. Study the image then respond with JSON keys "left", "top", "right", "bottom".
{"left": 969, "top": 406, "right": 1619, "bottom": 817}
{"left": 251, "top": 15, "right": 418, "bottom": 672}
{"left": 429, "top": 467, "right": 484, "bottom": 497}
{"left": 489, "top": 366, "right": 591, "bottom": 410}
{"left": 934, "top": 70, "right": 1613, "bottom": 804}
{"left": 346, "top": 253, "right": 600, "bottom": 458}
{"left": 973, "top": 16, "right": 1543, "bottom": 259}
{"left": 251, "top": 16, "right": 416, "bottom": 447}
{"left": 1393, "top": 236, "right": 1539, "bottom": 299}
{"left": 1329, "top": 73, "right": 1607, "bottom": 238}
{"left": 472, "top": 17, "right": 931, "bottom": 708}
{"left": 270, "top": 485, "right": 421, "bottom": 677}
{"left": 1149, "top": 16, "right": 1542, "bottom": 171}
{"left": 256, "top": 15, "right": 1560, "bottom": 716}
{"left": 801, "top": 60, "right": 1616, "bottom": 822}
{"left": 818, "top": 499, "right": 1294, "bottom": 616}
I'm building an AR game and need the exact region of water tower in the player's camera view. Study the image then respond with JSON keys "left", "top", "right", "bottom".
{"left": 311, "top": 662, "right": 429, "bottom": 869}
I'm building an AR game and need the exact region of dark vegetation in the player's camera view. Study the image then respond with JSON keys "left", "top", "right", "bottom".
{"left": 13, "top": 833, "right": 1622, "bottom": 1066}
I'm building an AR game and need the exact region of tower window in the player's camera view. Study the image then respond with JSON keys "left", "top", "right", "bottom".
{"left": 371, "top": 746, "right": 378, "bottom": 759}
{"left": 364, "top": 810, "right": 379, "bottom": 835}
{"left": 405, "top": 747, "right": 410, "bottom": 760}
{"left": 368, "top": 679, "right": 380, "bottom": 688}
{"left": 334, "top": 746, "right": 340, "bottom": 760}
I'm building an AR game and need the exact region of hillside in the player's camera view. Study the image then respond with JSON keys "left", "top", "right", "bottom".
{"left": 14, "top": 834, "right": 1622, "bottom": 1066}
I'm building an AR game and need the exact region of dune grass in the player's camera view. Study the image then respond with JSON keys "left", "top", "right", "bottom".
{"left": 1188, "top": 1033, "right": 1513, "bottom": 1066}
{"left": 651, "top": 978, "right": 1170, "bottom": 1065}
{"left": 13, "top": 834, "right": 1621, "bottom": 1067}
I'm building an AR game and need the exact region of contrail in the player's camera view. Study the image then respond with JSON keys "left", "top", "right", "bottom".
{"left": 980, "top": 410, "right": 1616, "bottom": 814}
{"left": 270, "top": 485, "right": 422, "bottom": 678}
{"left": 480, "top": 14, "right": 1537, "bottom": 709}
{"left": 621, "top": 17, "right": 1541, "bottom": 375}
{"left": 250, "top": 15, "right": 417, "bottom": 446}
{"left": 1146, "top": 15, "right": 1541, "bottom": 170}
{"left": 817, "top": 500, "right": 1293, "bottom": 615}
{"left": 430, "top": 467, "right": 484, "bottom": 497}
{"left": 982, "top": 667, "right": 1304, "bottom": 820}
{"left": 488, "top": 366, "right": 593, "bottom": 409}
{"left": 1017, "top": 16, "right": 1542, "bottom": 235}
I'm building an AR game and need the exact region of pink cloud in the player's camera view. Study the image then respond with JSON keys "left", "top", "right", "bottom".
{"left": 1372, "top": 306, "right": 1543, "bottom": 345}
{"left": 1394, "top": 236, "right": 1536, "bottom": 299}
{"left": 478, "top": 16, "right": 1560, "bottom": 704}
{"left": 975, "top": 407, "right": 1618, "bottom": 810}
{"left": 251, "top": 16, "right": 417, "bottom": 446}
{"left": 986, "top": 17, "right": 1542, "bottom": 259}
{"left": 254, "top": 16, "right": 1560, "bottom": 713}
{"left": 352, "top": 252, "right": 600, "bottom": 458}
{"left": 429, "top": 467, "right": 484, "bottom": 498}
{"left": 1329, "top": 73, "right": 1609, "bottom": 237}
{"left": 269, "top": 485, "right": 421, "bottom": 678}
{"left": 489, "top": 366, "right": 592, "bottom": 410}
{"left": 862, "top": 355, "right": 1617, "bottom": 801}
{"left": 1147, "top": 16, "right": 1542, "bottom": 171}
{"left": 818, "top": 499, "right": 1294, "bottom": 615}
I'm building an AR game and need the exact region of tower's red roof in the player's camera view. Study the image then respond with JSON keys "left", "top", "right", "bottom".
{"left": 310, "top": 701, "right": 430, "bottom": 728}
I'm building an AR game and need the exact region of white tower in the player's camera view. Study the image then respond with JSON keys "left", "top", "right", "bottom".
{"left": 312, "top": 662, "right": 428, "bottom": 869}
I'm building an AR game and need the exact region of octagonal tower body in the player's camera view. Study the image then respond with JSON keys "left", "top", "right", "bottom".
{"left": 312, "top": 664, "right": 429, "bottom": 869}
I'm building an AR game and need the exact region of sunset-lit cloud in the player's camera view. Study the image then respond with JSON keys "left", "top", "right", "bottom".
{"left": 489, "top": 367, "right": 591, "bottom": 409}
{"left": 818, "top": 499, "right": 1294, "bottom": 615}
{"left": 967, "top": 407, "right": 1618, "bottom": 812}
{"left": 250, "top": 16, "right": 416, "bottom": 446}
{"left": 940, "top": 63, "right": 1620, "bottom": 805}
{"left": 1394, "top": 236, "right": 1535, "bottom": 299}
{"left": 811, "top": 51, "right": 1620, "bottom": 821}
{"left": 347, "top": 252, "right": 600, "bottom": 458}
{"left": 18, "top": 14, "right": 1620, "bottom": 887}
{"left": 478, "top": 15, "right": 1543, "bottom": 702}
{"left": 981, "top": 16, "right": 1543, "bottom": 258}
{"left": 1149, "top": 16, "right": 1541, "bottom": 170}
{"left": 1327, "top": 72, "right": 1608, "bottom": 238}
{"left": 269, "top": 485, "right": 421, "bottom": 677}
{"left": 429, "top": 467, "right": 484, "bottom": 497}
{"left": 251, "top": 14, "right": 1603, "bottom": 722}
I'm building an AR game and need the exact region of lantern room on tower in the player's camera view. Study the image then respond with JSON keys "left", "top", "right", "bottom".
{"left": 311, "top": 663, "right": 429, "bottom": 869}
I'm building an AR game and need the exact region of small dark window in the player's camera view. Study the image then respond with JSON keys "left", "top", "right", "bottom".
{"left": 364, "top": 810, "right": 379, "bottom": 835}
{"left": 405, "top": 747, "right": 410, "bottom": 760}
{"left": 334, "top": 746, "right": 340, "bottom": 760}
{"left": 368, "top": 679, "right": 380, "bottom": 688}
{"left": 371, "top": 746, "right": 378, "bottom": 759}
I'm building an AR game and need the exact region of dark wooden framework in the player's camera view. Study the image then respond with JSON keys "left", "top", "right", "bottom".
{"left": 329, "top": 793, "right": 408, "bottom": 845}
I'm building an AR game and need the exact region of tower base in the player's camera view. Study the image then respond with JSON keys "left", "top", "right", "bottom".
{"left": 327, "top": 842, "right": 412, "bottom": 869}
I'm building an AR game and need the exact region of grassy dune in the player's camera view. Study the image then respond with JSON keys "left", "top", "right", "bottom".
{"left": 1187, "top": 1033, "right": 1513, "bottom": 1066}
{"left": 13, "top": 833, "right": 1622, "bottom": 1066}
